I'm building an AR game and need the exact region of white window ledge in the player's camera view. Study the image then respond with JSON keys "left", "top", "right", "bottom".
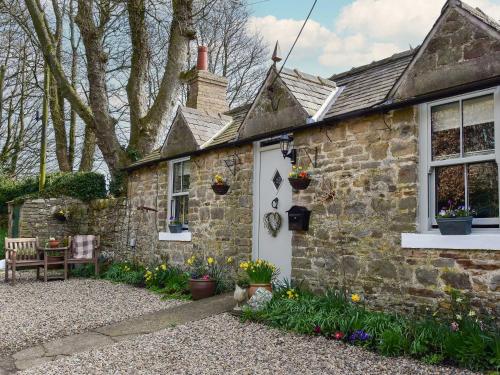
{"left": 158, "top": 232, "right": 192, "bottom": 242}
{"left": 402, "top": 232, "right": 500, "bottom": 250}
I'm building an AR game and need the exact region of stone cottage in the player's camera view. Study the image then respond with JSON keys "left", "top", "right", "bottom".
{"left": 124, "top": 0, "right": 500, "bottom": 315}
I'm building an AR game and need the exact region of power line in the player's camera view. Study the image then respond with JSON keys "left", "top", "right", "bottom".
{"left": 272, "top": 0, "right": 319, "bottom": 85}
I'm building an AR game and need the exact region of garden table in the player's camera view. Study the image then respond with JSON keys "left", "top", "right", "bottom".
{"left": 37, "top": 243, "right": 71, "bottom": 282}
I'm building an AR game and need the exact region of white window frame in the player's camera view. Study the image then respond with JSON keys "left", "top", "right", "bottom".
{"left": 418, "top": 87, "right": 500, "bottom": 233}
{"left": 167, "top": 156, "right": 191, "bottom": 230}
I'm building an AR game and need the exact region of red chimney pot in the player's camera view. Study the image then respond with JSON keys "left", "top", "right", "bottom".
{"left": 197, "top": 46, "right": 208, "bottom": 71}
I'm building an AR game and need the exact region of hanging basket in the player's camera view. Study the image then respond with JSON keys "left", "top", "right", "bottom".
{"left": 211, "top": 183, "right": 230, "bottom": 195}
{"left": 288, "top": 178, "right": 311, "bottom": 190}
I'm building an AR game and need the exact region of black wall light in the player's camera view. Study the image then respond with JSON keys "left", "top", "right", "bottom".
{"left": 279, "top": 134, "right": 297, "bottom": 165}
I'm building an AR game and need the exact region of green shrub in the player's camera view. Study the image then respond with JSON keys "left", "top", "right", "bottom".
{"left": 145, "top": 263, "right": 190, "bottom": 297}
{"left": 102, "top": 262, "right": 145, "bottom": 286}
{"left": 0, "top": 226, "right": 6, "bottom": 259}
{"left": 0, "top": 172, "right": 106, "bottom": 214}
{"left": 242, "top": 286, "right": 500, "bottom": 372}
{"left": 69, "top": 264, "right": 97, "bottom": 278}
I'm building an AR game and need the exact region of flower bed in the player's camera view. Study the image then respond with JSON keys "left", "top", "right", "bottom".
{"left": 242, "top": 285, "right": 499, "bottom": 372}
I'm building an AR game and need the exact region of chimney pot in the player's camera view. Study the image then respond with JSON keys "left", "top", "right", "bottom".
{"left": 197, "top": 46, "right": 208, "bottom": 71}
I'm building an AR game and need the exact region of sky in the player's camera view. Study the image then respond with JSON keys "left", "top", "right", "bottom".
{"left": 248, "top": 0, "right": 500, "bottom": 78}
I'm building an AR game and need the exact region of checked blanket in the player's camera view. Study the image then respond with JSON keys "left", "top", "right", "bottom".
{"left": 72, "top": 235, "right": 95, "bottom": 259}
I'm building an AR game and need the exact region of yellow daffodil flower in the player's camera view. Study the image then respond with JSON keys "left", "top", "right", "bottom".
{"left": 226, "top": 256, "right": 233, "bottom": 264}
{"left": 207, "top": 257, "right": 215, "bottom": 265}
{"left": 351, "top": 293, "right": 361, "bottom": 303}
{"left": 160, "top": 264, "right": 167, "bottom": 271}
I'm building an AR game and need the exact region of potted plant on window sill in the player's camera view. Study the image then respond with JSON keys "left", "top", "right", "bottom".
{"left": 239, "top": 259, "right": 279, "bottom": 298}
{"left": 168, "top": 217, "right": 183, "bottom": 233}
{"left": 288, "top": 166, "right": 311, "bottom": 190}
{"left": 211, "top": 174, "right": 230, "bottom": 195}
{"left": 436, "top": 201, "right": 476, "bottom": 235}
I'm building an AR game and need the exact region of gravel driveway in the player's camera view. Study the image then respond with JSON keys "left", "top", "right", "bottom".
{"left": 0, "top": 272, "right": 185, "bottom": 354}
{"left": 21, "top": 314, "right": 477, "bottom": 375}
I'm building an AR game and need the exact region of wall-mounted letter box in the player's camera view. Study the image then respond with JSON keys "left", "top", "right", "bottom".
{"left": 287, "top": 206, "right": 311, "bottom": 231}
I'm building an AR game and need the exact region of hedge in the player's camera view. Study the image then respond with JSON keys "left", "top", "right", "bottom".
{"left": 0, "top": 172, "right": 107, "bottom": 213}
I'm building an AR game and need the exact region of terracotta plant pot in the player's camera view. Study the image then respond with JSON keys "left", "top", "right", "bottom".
{"left": 49, "top": 240, "right": 60, "bottom": 248}
{"left": 212, "top": 183, "right": 230, "bottom": 195}
{"left": 288, "top": 178, "right": 311, "bottom": 190}
{"left": 189, "top": 278, "right": 216, "bottom": 300}
{"left": 248, "top": 283, "right": 272, "bottom": 298}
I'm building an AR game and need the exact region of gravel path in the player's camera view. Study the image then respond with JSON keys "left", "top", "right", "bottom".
{"left": 21, "top": 314, "right": 478, "bottom": 375}
{"left": 0, "top": 271, "right": 185, "bottom": 354}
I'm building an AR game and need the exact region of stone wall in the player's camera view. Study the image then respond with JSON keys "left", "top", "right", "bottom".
{"left": 189, "top": 145, "right": 253, "bottom": 264}
{"left": 8, "top": 197, "right": 88, "bottom": 242}
{"left": 290, "top": 107, "right": 499, "bottom": 316}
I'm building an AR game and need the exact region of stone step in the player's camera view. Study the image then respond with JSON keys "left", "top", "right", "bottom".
{"left": 10, "top": 293, "right": 234, "bottom": 371}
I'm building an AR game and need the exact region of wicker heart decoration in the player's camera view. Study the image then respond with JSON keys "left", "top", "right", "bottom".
{"left": 264, "top": 212, "right": 282, "bottom": 237}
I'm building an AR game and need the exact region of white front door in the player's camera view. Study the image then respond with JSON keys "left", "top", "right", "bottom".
{"left": 254, "top": 142, "right": 293, "bottom": 281}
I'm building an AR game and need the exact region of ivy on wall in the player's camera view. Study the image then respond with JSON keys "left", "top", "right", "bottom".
{"left": 0, "top": 172, "right": 107, "bottom": 213}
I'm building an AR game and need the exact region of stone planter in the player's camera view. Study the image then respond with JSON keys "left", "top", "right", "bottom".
{"left": 212, "top": 183, "right": 230, "bottom": 195}
{"left": 436, "top": 216, "right": 473, "bottom": 235}
{"left": 189, "top": 278, "right": 216, "bottom": 300}
{"left": 248, "top": 283, "right": 272, "bottom": 298}
{"left": 288, "top": 178, "right": 311, "bottom": 190}
{"left": 168, "top": 224, "right": 183, "bottom": 233}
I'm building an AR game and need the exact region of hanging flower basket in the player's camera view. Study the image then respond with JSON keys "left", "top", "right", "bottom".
{"left": 288, "top": 166, "right": 311, "bottom": 190}
{"left": 211, "top": 174, "right": 229, "bottom": 195}
{"left": 288, "top": 177, "right": 311, "bottom": 190}
{"left": 212, "top": 183, "right": 230, "bottom": 195}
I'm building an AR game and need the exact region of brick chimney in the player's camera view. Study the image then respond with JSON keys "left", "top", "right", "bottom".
{"left": 186, "top": 46, "right": 229, "bottom": 114}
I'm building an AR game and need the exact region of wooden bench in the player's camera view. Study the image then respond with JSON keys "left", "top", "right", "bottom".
{"left": 4, "top": 237, "right": 43, "bottom": 285}
{"left": 65, "top": 235, "right": 101, "bottom": 277}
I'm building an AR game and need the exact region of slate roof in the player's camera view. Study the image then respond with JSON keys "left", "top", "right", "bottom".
{"left": 325, "top": 49, "right": 416, "bottom": 118}
{"left": 180, "top": 107, "right": 231, "bottom": 146}
{"left": 128, "top": 149, "right": 161, "bottom": 169}
{"left": 280, "top": 67, "right": 337, "bottom": 116}
{"left": 206, "top": 104, "right": 251, "bottom": 147}
{"left": 459, "top": 1, "right": 500, "bottom": 32}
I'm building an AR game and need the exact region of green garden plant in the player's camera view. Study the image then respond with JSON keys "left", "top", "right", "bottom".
{"left": 242, "top": 284, "right": 500, "bottom": 372}
{"left": 239, "top": 259, "right": 279, "bottom": 284}
{"left": 102, "top": 262, "right": 146, "bottom": 286}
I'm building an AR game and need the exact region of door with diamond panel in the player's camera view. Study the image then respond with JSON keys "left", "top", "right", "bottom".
{"left": 255, "top": 143, "right": 293, "bottom": 281}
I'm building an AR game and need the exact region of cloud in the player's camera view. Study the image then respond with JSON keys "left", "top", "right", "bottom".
{"left": 249, "top": 0, "right": 500, "bottom": 76}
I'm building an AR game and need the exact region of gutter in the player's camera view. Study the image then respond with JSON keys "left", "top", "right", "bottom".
{"left": 124, "top": 75, "right": 500, "bottom": 172}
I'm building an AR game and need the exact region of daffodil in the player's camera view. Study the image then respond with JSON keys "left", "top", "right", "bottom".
{"left": 351, "top": 293, "right": 361, "bottom": 303}
{"left": 468, "top": 310, "right": 476, "bottom": 317}
{"left": 160, "top": 264, "right": 167, "bottom": 271}
{"left": 207, "top": 257, "right": 215, "bottom": 265}
{"left": 226, "top": 256, "right": 233, "bottom": 264}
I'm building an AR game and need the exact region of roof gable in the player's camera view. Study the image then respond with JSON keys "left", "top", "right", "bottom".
{"left": 161, "top": 109, "right": 199, "bottom": 158}
{"left": 238, "top": 67, "right": 337, "bottom": 140}
{"left": 390, "top": 0, "right": 500, "bottom": 101}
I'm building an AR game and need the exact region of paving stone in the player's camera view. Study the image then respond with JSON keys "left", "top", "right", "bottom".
{"left": 15, "top": 357, "right": 53, "bottom": 371}
{"left": 11, "top": 346, "right": 44, "bottom": 361}
{"left": 43, "top": 332, "right": 114, "bottom": 357}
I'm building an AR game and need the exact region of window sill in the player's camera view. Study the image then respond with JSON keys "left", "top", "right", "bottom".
{"left": 158, "top": 232, "right": 192, "bottom": 242}
{"left": 401, "top": 232, "right": 500, "bottom": 250}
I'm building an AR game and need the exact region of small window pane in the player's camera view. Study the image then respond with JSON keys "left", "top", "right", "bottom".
{"left": 463, "top": 95, "right": 494, "bottom": 156}
{"left": 182, "top": 161, "right": 191, "bottom": 192}
{"left": 173, "top": 195, "right": 189, "bottom": 225}
{"left": 173, "top": 162, "right": 182, "bottom": 193}
{"left": 432, "top": 101, "right": 461, "bottom": 160}
{"left": 468, "top": 162, "right": 498, "bottom": 218}
{"left": 436, "top": 164, "right": 465, "bottom": 212}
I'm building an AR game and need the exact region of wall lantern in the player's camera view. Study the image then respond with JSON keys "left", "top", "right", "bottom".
{"left": 279, "top": 134, "right": 297, "bottom": 165}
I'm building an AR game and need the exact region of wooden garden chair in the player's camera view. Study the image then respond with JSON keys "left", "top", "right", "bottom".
{"left": 4, "top": 237, "right": 43, "bottom": 285}
{"left": 65, "top": 235, "right": 100, "bottom": 277}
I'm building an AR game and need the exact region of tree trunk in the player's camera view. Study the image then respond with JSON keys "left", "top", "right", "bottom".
{"left": 39, "top": 65, "right": 49, "bottom": 191}
{"left": 79, "top": 126, "right": 95, "bottom": 171}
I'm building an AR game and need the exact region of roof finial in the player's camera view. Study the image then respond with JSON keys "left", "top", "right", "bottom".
{"left": 272, "top": 41, "right": 282, "bottom": 65}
